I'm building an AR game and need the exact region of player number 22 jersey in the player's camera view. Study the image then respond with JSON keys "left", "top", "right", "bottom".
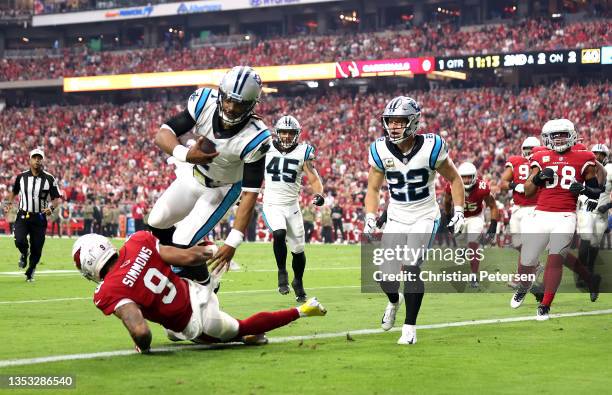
{"left": 263, "top": 143, "right": 315, "bottom": 205}
{"left": 368, "top": 134, "right": 448, "bottom": 223}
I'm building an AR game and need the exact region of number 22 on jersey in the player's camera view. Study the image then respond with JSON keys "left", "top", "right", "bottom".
{"left": 386, "top": 169, "right": 430, "bottom": 202}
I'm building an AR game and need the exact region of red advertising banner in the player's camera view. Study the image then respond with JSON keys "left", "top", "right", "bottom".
{"left": 335, "top": 57, "right": 435, "bottom": 78}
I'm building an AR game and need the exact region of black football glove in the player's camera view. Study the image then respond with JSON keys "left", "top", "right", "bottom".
{"left": 376, "top": 210, "right": 388, "bottom": 228}
{"left": 597, "top": 203, "right": 612, "bottom": 214}
{"left": 311, "top": 194, "right": 325, "bottom": 206}
{"left": 585, "top": 199, "right": 598, "bottom": 212}
{"left": 569, "top": 182, "right": 585, "bottom": 196}
{"left": 482, "top": 220, "right": 498, "bottom": 245}
{"left": 532, "top": 168, "right": 554, "bottom": 187}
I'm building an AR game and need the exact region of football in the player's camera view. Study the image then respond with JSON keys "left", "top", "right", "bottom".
{"left": 197, "top": 136, "right": 217, "bottom": 154}
{"left": 198, "top": 239, "right": 218, "bottom": 258}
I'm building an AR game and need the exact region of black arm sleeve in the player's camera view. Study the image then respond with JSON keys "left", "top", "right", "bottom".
{"left": 164, "top": 109, "right": 196, "bottom": 137}
{"left": 12, "top": 174, "right": 21, "bottom": 195}
{"left": 242, "top": 157, "right": 265, "bottom": 189}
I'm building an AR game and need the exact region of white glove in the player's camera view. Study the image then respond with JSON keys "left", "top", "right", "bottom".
{"left": 448, "top": 206, "right": 465, "bottom": 235}
{"left": 363, "top": 213, "right": 377, "bottom": 235}
{"left": 514, "top": 183, "right": 525, "bottom": 194}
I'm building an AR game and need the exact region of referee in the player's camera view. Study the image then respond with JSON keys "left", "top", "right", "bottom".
{"left": 3, "top": 149, "right": 61, "bottom": 282}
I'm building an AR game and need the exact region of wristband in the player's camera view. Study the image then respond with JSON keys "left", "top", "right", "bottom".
{"left": 454, "top": 205, "right": 464, "bottom": 214}
{"left": 365, "top": 213, "right": 376, "bottom": 221}
{"left": 224, "top": 229, "right": 244, "bottom": 249}
{"left": 172, "top": 145, "right": 189, "bottom": 162}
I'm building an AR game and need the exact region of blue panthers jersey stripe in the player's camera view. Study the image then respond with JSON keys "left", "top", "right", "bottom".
{"left": 240, "top": 129, "right": 271, "bottom": 159}
{"left": 189, "top": 181, "right": 242, "bottom": 246}
{"left": 194, "top": 88, "right": 211, "bottom": 120}
{"left": 429, "top": 135, "right": 443, "bottom": 170}
{"left": 370, "top": 142, "right": 384, "bottom": 171}
{"left": 304, "top": 145, "right": 314, "bottom": 161}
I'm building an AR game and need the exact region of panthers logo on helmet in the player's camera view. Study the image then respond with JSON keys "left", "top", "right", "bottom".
{"left": 253, "top": 73, "right": 262, "bottom": 87}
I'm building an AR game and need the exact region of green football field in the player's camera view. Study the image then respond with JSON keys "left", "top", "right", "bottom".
{"left": 0, "top": 237, "right": 610, "bottom": 394}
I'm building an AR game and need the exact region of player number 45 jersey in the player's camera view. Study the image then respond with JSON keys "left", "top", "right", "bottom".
{"left": 368, "top": 134, "right": 448, "bottom": 223}
{"left": 263, "top": 143, "right": 315, "bottom": 205}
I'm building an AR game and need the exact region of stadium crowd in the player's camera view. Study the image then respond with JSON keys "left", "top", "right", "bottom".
{"left": 1, "top": 18, "right": 609, "bottom": 81}
{"left": 0, "top": 80, "right": 609, "bottom": 241}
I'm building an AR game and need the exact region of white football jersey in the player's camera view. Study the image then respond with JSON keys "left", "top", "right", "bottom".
{"left": 599, "top": 163, "right": 612, "bottom": 208}
{"left": 368, "top": 133, "right": 449, "bottom": 224}
{"left": 263, "top": 142, "right": 315, "bottom": 205}
{"left": 186, "top": 88, "right": 271, "bottom": 185}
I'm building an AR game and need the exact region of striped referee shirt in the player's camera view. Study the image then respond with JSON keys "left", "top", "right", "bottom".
{"left": 12, "top": 170, "right": 61, "bottom": 213}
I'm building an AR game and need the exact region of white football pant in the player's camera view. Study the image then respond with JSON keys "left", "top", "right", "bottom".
{"left": 520, "top": 210, "right": 576, "bottom": 266}
{"left": 148, "top": 172, "right": 242, "bottom": 246}
{"left": 262, "top": 202, "right": 305, "bottom": 254}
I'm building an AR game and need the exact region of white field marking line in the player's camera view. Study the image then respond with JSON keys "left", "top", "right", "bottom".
{"left": 0, "top": 267, "right": 360, "bottom": 277}
{"left": 1, "top": 308, "right": 611, "bottom": 368}
{"left": 0, "top": 285, "right": 361, "bottom": 305}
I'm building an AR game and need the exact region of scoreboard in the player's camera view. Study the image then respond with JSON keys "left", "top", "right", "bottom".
{"left": 436, "top": 48, "right": 605, "bottom": 71}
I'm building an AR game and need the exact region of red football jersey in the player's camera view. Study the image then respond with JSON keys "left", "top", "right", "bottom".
{"left": 94, "top": 231, "right": 193, "bottom": 332}
{"left": 445, "top": 178, "right": 490, "bottom": 218}
{"left": 531, "top": 148, "right": 596, "bottom": 212}
{"left": 505, "top": 155, "right": 538, "bottom": 207}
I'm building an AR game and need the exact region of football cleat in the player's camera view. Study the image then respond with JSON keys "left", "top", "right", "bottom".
{"left": 381, "top": 293, "right": 404, "bottom": 331}
{"left": 470, "top": 280, "right": 479, "bottom": 289}
{"left": 18, "top": 254, "right": 27, "bottom": 269}
{"left": 397, "top": 324, "right": 417, "bottom": 345}
{"left": 536, "top": 304, "right": 550, "bottom": 321}
{"left": 291, "top": 278, "right": 307, "bottom": 303}
{"left": 298, "top": 297, "right": 327, "bottom": 317}
{"left": 589, "top": 274, "right": 601, "bottom": 302}
{"left": 511, "top": 288, "right": 528, "bottom": 308}
{"left": 278, "top": 270, "right": 290, "bottom": 295}
{"left": 242, "top": 333, "right": 269, "bottom": 345}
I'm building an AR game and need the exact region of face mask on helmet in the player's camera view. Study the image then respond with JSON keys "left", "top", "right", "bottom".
{"left": 381, "top": 96, "right": 421, "bottom": 144}
{"left": 274, "top": 115, "right": 301, "bottom": 150}
{"left": 458, "top": 163, "right": 478, "bottom": 190}
{"left": 217, "top": 91, "right": 257, "bottom": 127}
{"left": 461, "top": 174, "right": 477, "bottom": 190}
{"left": 521, "top": 137, "right": 541, "bottom": 158}
{"left": 217, "top": 66, "right": 262, "bottom": 128}
{"left": 544, "top": 131, "right": 574, "bottom": 153}
{"left": 541, "top": 119, "right": 576, "bottom": 153}
{"left": 275, "top": 129, "right": 299, "bottom": 150}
